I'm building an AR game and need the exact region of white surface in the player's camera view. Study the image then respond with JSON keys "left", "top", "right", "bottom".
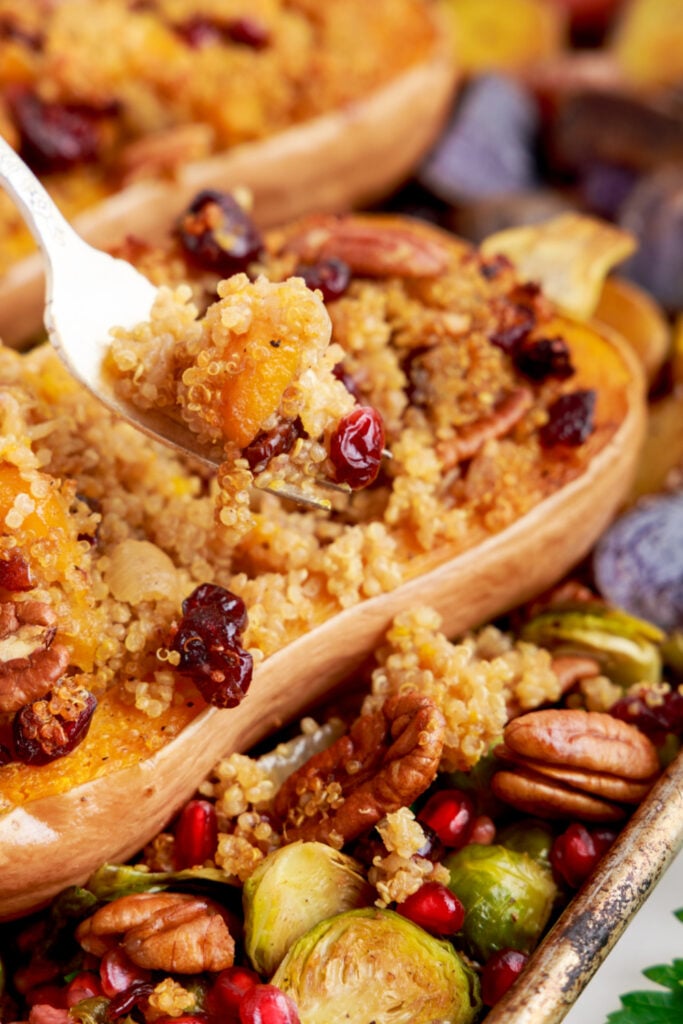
{"left": 563, "top": 846, "right": 683, "bottom": 1022}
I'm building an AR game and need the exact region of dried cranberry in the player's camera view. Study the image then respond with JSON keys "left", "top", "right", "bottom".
{"left": 66, "top": 972, "right": 103, "bottom": 1007}
{"left": 174, "top": 15, "right": 223, "bottom": 47}
{"left": 207, "top": 965, "right": 261, "bottom": 1018}
{"left": 479, "top": 253, "right": 513, "bottom": 280}
{"left": 540, "top": 389, "right": 596, "bottom": 448}
{"left": 514, "top": 336, "right": 575, "bottom": 381}
{"left": 332, "top": 362, "right": 362, "bottom": 403}
{"left": 488, "top": 285, "right": 541, "bottom": 354}
{"left": 175, "top": 798, "right": 218, "bottom": 868}
{"left": 415, "top": 822, "right": 445, "bottom": 862}
{"left": 24, "top": 982, "right": 68, "bottom": 1008}
{"left": 481, "top": 949, "right": 529, "bottom": 1006}
{"left": 0, "top": 743, "right": 12, "bottom": 765}
{"left": 610, "top": 687, "right": 683, "bottom": 744}
{"left": 170, "top": 583, "right": 253, "bottom": 708}
{"left": 402, "top": 345, "right": 432, "bottom": 407}
{"left": 13, "top": 688, "right": 97, "bottom": 766}
{"left": 106, "top": 980, "right": 155, "bottom": 1020}
{"left": 296, "top": 257, "right": 351, "bottom": 303}
{"left": 239, "top": 984, "right": 301, "bottom": 1024}
{"left": 243, "top": 420, "right": 302, "bottom": 474}
{"left": 0, "top": 551, "right": 33, "bottom": 591}
{"left": 226, "top": 16, "right": 271, "bottom": 49}
{"left": 10, "top": 91, "right": 104, "bottom": 173}
{"left": 550, "top": 822, "right": 617, "bottom": 888}
{"left": 100, "top": 949, "right": 151, "bottom": 998}
{"left": 0, "top": 17, "right": 43, "bottom": 49}
{"left": 417, "top": 789, "right": 475, "bottom": 849}
{"left": 179, "top": 583, "right": 248, "bottom": 642}
{"left": 329, "top": 406, "right": 385, "bottom": 489}
{"left": 177, "top": 190, "right": 263, "bottom": 276}
{"left": 397, "top": 881, "right": 465, "bottom": 936}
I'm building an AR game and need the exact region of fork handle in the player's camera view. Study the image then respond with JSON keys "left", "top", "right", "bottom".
{"left": 0, "top": 135, "right": 79, "bottom": 264}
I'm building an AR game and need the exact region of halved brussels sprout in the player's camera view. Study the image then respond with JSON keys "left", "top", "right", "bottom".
{"left": 521, "top": 603, "right": 663, "bottom": 686}
{"left": 243, "top": 841, "right": 372, "bottom": 975}
{"left": 496, "top": 819, "right": 554, "bottom": 869}
{"left": 445, "top": 843, "right": 556, "bottom": 961}
{"left": 272, "top": 907, "right": 481, "bottom": 1024}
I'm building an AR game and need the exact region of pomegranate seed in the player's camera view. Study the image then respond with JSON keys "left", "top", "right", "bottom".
{"left": 415, "top": 822, "right": 445, "bottom": 862}
{"left": 24, "top": 983, "right": 68, "bottom": 1008}
{"left": 296, "top": 258, "right": 351, "bottom": 303}
{"left": 99, "top": 948, "right": 151, "bottom": 997}
{"left": 207, "top": 965, "right": 261, "bottom": 1018}
{"left": 66, "top": 971, "right": 103, "bottom": 1006}
{"left": 417, "top": 789, "right": 475, "bottom": 849}
{"left": 329, "top": 406, "right": 385, "bottom": 489}
{"left": 175, "top": 799, "right": 218, "bottom": 868}
{"left": 177, "top": 190, "right": 263, "bottom": 276}
{"left": 611, "top": 686, "right": 683, "bottom": 744}
{"left": 13, "top": 961, "right": 59, "bottom": 993}
{"left": 397, "top": 881, "right": 465, "bottom": 936}
{"left": 470, "top": 814, "right": 496, "bottom": 845}
{"left": 156, "top": 1017, "right": 209, "bottom": 1024}
{"left": 239, "top": 984, "right": 301, "bottom": 1024}
{"left": 550, "top": 822, "right": 617, "bottom": 888}
{"left": 481, "top": 949, "right": 529, "bottom": 1006}
{"left": 540, "top": 389, "right": 596, "bottom": 447}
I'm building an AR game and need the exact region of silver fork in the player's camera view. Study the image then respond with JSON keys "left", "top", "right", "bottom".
{"left": 0, "top": 137, "right": 331, "bottom": 509}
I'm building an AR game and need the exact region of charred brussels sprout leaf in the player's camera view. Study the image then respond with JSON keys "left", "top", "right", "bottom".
{"left": 87, "top": 863, "right": 238, "bottom": 901}
{"left": 521, "top": 603, "right": 663, "bottom": 686}
{"left": 445, "top": 843, "right": 556, "bottom": 961}
{"left": 272, "top": 907, "right": 481, "bottom": 1024}
{"left": 244, "top": 841, "right": 372, "bottom": 975}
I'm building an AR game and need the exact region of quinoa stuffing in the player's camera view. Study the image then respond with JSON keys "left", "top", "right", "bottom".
{"left": 0, "top": 194, "right": 636, "bottom": 809}
{"left": 0, "top": 0, "right": 440, "bottom": 272}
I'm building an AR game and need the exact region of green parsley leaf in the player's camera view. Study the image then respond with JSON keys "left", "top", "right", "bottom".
{"left": 605, "top": 909, "right": 683, "bottom": 1024}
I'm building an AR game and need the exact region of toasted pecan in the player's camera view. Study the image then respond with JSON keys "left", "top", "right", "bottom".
{"left": 274, "top": 692, "right": 445, "bottom": 847}
{"left": 280, "top": 214, "right": 451, "bottom": 278}
{"left": 77, "top": 892, "right": 235, "bottom": 973}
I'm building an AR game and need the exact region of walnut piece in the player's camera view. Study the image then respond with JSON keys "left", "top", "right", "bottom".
{"left": 76, "top": 892, "right": 235, "bottom": 974}
{"left": 0, "top": 600, "right": 69, "bottom": 713}
{"left": 274, "top": 693, "right": 445, "bottom": 847}
{"left": 492, "top": 709, "right": 660, "bottom": 821}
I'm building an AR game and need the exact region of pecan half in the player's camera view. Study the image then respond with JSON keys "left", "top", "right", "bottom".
{"left": 492, "top": 709, "right": 659, "bottom": 821}
{"left": 436, "top": 386, "right": 533, "bottom": 469}
{"left": 280, "top": 214, "right": 451, "bottom": 279}
{"left": 76, "top": 892, "right": 234, "bottom": 974}
{"left": 274, "top": 693, "right": 445, "bottom": 847}
{"left": 0, "top": 600, "right": 69, "bottom": 712}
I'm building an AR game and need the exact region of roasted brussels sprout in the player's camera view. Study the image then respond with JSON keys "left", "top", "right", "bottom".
{"left": 497, "top": 819, "right": 555, "bottom": 869}
{"left": 521, "top": 603, "right": 663, "bottom": 686}
{"left": 272, "top": 907, "right": 481, "bottom": 1024}
{"left": 445, "top": 843, "right": 556, "bottom": 961}
{"left": 243, "top": 841, "right": 372, "bottom": 975}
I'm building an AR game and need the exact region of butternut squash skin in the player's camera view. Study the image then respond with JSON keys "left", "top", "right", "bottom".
{"left": 0, "top": 319, "right": 646, "bottom": 919}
